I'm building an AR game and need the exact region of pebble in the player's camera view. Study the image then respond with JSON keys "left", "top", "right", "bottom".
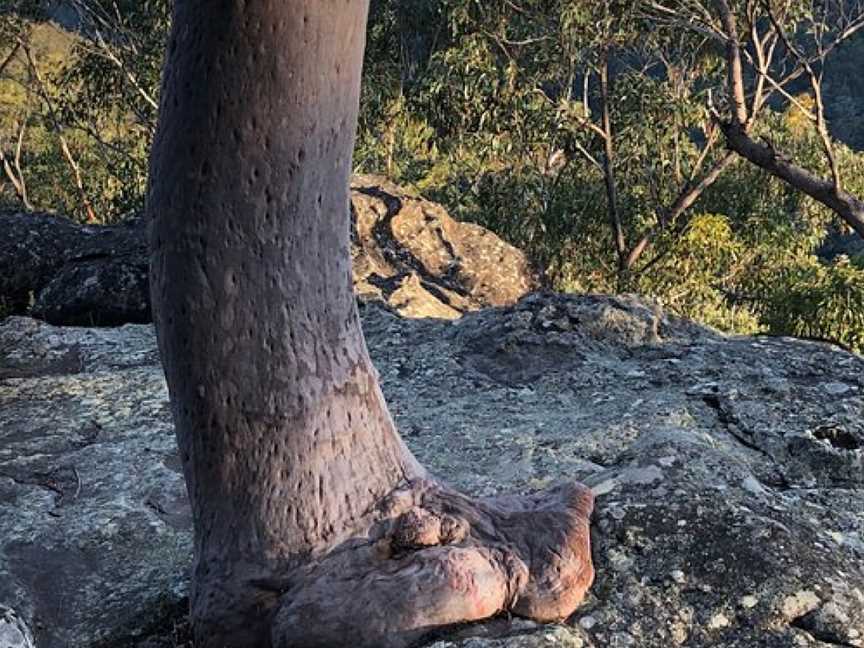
{"left": 0, "top": 606, "right": 35, "bottom": 648}
{"left": 739, "top": 595, "right": 759, "bottom": 609}
{"left": 823, "top": 382, "right": 852, "bottom": 396}
{"left": 781, "top": 590, "right": 820, "bottom": 619}
{"left": 610, "top": 632, "right": 635, "bottom": 647}
{"left": 741, "top": 476, "right": 766, "bottom": 496}
{"left": 707, "top": 612, "right": 731, "bottom": 629}
{"left": 579, "top": 615, "right": 598, "bottom": 630}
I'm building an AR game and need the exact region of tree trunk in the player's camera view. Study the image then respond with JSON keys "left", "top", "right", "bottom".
{"left": 721, "top": 121, "right": 864, "bottom": 239}
{"left": 148, "top": 2, "right": 594, "bottom": 647}
{"left": 598, "top": 53, "right": 627, "bottom": 277}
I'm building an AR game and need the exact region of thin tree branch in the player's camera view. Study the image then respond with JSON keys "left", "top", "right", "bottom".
{"left": 627, "top": 149, "right": 737, "bottom": 270}
{"left": 19, "top": 39, "right": 98, "bottom": 222}
{"left": 763, "top": 0, "right": 842, "bottom": 193}
{"left": 0, "top": 116, "right": 33, "bottom": 210}
{"left": 599, "top": 51, "right": 627, "bottom": 271}
{"left": 721, "top": 121, "right": 864, "bottom": 238}
{"left": 0, "top": 40, "right": 22, "bottom": 79}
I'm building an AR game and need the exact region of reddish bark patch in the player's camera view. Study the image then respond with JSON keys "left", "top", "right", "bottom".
{"left": 272, "top": 479, "right": 594, "bottom": 648}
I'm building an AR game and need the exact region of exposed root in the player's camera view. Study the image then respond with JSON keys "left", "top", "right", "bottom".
{"left": 272, "top": 479, "right": 594, "bottom": 648}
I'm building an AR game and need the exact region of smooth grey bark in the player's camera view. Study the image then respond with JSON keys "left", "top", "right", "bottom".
{"left": 148, "top": 2, "right": 593, "bottom": 646}
{"left": 149, "top": 1, "right": 421, "bottom": 641}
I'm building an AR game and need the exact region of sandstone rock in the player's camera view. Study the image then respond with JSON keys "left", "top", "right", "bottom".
{"left": 0, "top": 212, "right": 81, "bottom": 314}
{"left": 428, "top": 624, "right": 589, "bottom": 647}
{"left": 351, "top": 175, "right": 537, "bottom": 315}
{"left": 29, "top": 217, "right": 150, "bottom": 327}
{"left": 2, "top": 293, "right": 864, "bottom": 647}
{"left": 0, "top": 179, "right": 536, "bottom": 325}
{"left": 0, "top": 318, "right": 188, "bottom": 647}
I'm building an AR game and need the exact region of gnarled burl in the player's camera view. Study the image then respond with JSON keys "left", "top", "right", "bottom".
{"left": 147, "top": 2, "right": 594, "bottom": 647}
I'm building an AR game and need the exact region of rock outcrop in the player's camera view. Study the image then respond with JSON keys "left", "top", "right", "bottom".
{"left": 0, "top": 212, "right": 151, "bottom": 327}
{"left": 0, "top": 177, "right": 537, "bottom": 326}
{"left": 350, "top": 175, "right": 536, "bottom": 318}
{"left": 2, "top": 293, "right": 863, "bottom": 647}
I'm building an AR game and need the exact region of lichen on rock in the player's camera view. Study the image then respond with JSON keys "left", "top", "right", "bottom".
{"left": 2, "top": 292, "right": 864, "bottom": 647}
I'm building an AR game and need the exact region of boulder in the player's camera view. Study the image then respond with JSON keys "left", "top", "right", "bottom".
{"left": 0, "top": 213, "right": 149, "bottom": 326}
{"left": 0, "top": 178, "right": 537, "bottom": 325}
{"left": 0, "top": 212, "right": 82, "bottom": 315}
{"left": 1, "top": 293, "right": 863, "bottom": 647}
{"left": 350, "top": 175, "right": 537, "bottom": 315}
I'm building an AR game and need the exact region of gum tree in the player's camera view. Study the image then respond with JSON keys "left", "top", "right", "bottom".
{"left": 645, "top": 0, "right": 864, "bottom": 236}
{"left": 146, "top": 2, "right": 594, "bottom": 647}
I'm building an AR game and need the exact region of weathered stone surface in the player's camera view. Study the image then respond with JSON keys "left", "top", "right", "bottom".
{"left": 0, "top": 212, "right": 150, "bottom": 326}
{"left": 351, "top": 175, "right": 538, "bottom": 317}
{"left": 428, "top": 622, "right": 591, "bottom": 647}
{"left": 0, "top": 318, "right": 188, "bottom": 647}
{"left": 29, "top": 217, "right": 151, "bottom": 327}
{"left": 0, "top": 212, "right": 81, "bottom": 315}
{"left": 2, "top": 292, "right": 864, "bottom": 647}
{"left": 0, "top": 605, "right": 35, "bottom": 648}
{"left": 0, "top": 179, "right": 536, "bottom": 325}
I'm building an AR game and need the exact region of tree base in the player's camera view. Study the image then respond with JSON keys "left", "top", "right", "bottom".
{"left": 272, "top": 479, "right": 594, "bottom": 648}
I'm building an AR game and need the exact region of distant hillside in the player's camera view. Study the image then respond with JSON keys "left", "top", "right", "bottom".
{"left": 43, "top": 0, "right": 82, "bottom": 30}
{"left": 825, "top": 32, "right": 864, "bottom": 151}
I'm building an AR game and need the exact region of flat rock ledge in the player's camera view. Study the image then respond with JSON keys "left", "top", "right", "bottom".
{"left": 1, "top": 292, "right": 863, "bottom": 647}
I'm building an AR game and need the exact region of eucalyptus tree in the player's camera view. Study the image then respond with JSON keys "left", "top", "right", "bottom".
{"left": 146, "top": 2, "right": 594, "bottom": 646}
{"left": 389, "top": 0, "right": 747, "bottom": 286}
{"left": 0, "top": 18, "right": 31, "bottom": 209}
{"left": 645, "top": 0, "right": 864, "bottom": 236}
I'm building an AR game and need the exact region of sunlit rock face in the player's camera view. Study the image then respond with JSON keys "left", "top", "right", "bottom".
{"left": 349, "top": 175, "right": 538, "bottom": 318}
{"left": 2, "top": 293, "right": 864, "bottom": 647}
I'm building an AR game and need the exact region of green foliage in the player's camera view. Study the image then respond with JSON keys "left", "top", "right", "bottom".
{"left": 632, "top": 213, "right": 764, "bottom": 334}
{"left": 355, "top": 95, "right": 442, "bottom": 183}
{"left": 0, "top": 1, "right": 168, "bottom": 220}
{"left": 758, "top": 257, "right": 864, "bottom": 351}
{"left": 55, "top": 0, "right": 168, "bottom": 216}
{"left": 5, "top": 0, "right": 864, "bottom": 351}
{"left": 0, "top": 20, "right": 83, "bottom": 214}
{"left": 356, "top": 0, "right": 864, "bottom": 350}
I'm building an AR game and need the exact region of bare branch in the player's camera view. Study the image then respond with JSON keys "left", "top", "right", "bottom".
{"left": 0, "top": 116, "right": 33, "bottom": 210}
{"left": 722, "top": 121, "right": 864, "bottom": 237}
{"left": 19, "top": 39, "right": 99, "bottom": 222}
{"left": 763, "top": 0, "right": 842, "bottom": 193}
{"left": 0, "top": 40, "right": 22, "bottom": 79}
{"left": 627, "top": 149, "right": 737, "bottom": 270}
{"left": 598, "top": 51, "right": 627, "bottom": 271}
{"left": 68, "top": 0, "right": 159, "bottom": 113}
